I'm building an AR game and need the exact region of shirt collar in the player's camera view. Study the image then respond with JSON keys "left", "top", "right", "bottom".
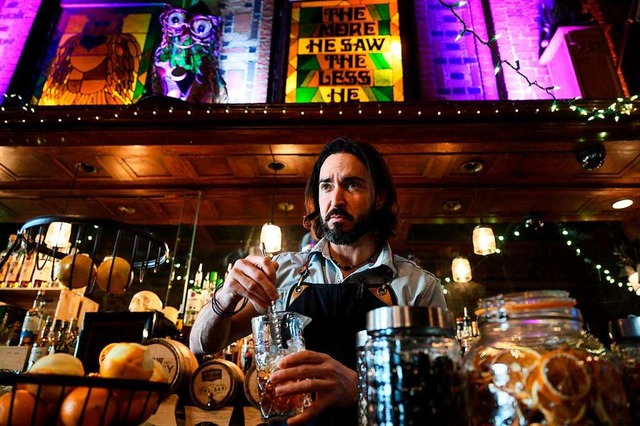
{"left": 309, "top": 237, "right": 398, "bottom": 279}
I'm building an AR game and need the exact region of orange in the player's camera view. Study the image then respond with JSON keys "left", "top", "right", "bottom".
{"left": 55, "top": 253, "right": 97, "bottom": 289}
{"left": 59, "top": 387, "right": 117, "bottom": 426}
{"left": 113, "top": 390, "right": 160, "bottom": 425}
{"left": 99, "top": 343, "right": 154, "bottom": 380}
{"left": 490, "top": 345, "right": 541, "bottom": 397}
{"left": 96, "top": 256, "right": 133, "bottom": 294}
{"left": 538, "top": 349, "right": 591, "bottom": 402}
{"left": 0, "top": 389, "right": 49, "bottom": 426}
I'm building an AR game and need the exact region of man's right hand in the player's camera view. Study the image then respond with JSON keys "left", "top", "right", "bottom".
{"left": 215, "top": 255, "right": 279, "bottom": 315}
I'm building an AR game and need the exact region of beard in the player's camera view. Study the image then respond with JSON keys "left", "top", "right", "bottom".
{"left": 320, "top": 207, "right": 373, "bottom": 245}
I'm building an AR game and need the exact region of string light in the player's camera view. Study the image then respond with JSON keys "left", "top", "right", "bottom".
{"left": 441, "top": 222, "right": 637, "bottom": 297}
{"left": 437, "top": 0, "right": 639, "bottom": 121}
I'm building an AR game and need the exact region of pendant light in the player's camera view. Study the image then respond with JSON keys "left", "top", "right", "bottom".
{"left": 44, "top": 221, "right": 72, "bottom": 249}
{"left": 260, "top": 153, "right": 284, "bottom": 254}
{"left": 260, "top": 223, "right": 282, "bottom": 253}
{"left": 473, "top": 224, "right": 497, "bottom": 255}
{"left": 462, "top": 159, "right": 497, "bottom": 256}
{"left": 452, "top": 256, "right": 472, "bottom": 283}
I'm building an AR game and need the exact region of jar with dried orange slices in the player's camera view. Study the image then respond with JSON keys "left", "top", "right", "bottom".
{"left": 462, "top": 290, "right": 631, "bottom": 425}
{"left": 609, "top": 315, "right": 640, "bottom": 426}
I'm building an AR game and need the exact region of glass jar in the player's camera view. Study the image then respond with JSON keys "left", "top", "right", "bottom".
{"left": 355, "top": 329, "right": 370, "bottom": 426}
{"left": 463, "top": 290, "right": 630, "bottom": 425}
{"left": 365, "top": 306, "right": 464, "bottom": 426}
{"left": 610, "top": 315, "right": 640, "bottom": 425}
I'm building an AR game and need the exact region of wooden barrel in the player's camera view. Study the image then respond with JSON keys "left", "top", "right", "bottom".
{"left": 144, "top": 338, "right": 199, "bottom": 395}
{"left": 243, "top": 364, "right": 260, "bottom": 409}
{"left": 190, "top": 359, "right": 245, "bottom": 410}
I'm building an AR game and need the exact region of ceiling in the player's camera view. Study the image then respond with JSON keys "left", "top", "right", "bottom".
{"left": 1, "top": 99, "right": 640, "bottom": 333}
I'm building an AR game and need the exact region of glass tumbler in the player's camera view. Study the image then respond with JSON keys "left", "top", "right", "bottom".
{"left": 251, "top": 311, "right": 309, "bottom": 422}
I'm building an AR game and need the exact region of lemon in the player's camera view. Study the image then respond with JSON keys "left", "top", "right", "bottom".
{"left": 55, "top": 253, "right": 97, "bottom": 289}
{"left": 97, "top": 256, "right": 133, "bottom": 294}
{"left": 99, "top": 342, "right": 154, "bottom": 380}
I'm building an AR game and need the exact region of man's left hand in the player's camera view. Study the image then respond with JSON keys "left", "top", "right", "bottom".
{"left": 268, "top": 350, "right": 358, "bottom": 425}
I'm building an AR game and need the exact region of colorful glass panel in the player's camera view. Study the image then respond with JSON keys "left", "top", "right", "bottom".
{"left": 33, "top": 4, "right": 159, "bottom": 106}
{"left": 286, "top": 0, "right": 403, "bottom": 103}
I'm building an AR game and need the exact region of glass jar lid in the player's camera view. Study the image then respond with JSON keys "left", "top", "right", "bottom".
{"left": 475, "top": 290, "right": 582, "bottom": 324}
{"left": 609, "top": 315, "right": 640, "bottom": 341}
{"left": 366, "top": 306, "right": 454, "bottom": 336}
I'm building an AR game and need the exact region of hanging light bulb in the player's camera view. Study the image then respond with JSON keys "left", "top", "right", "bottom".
{"left": 452, "top": 256, "right": 472, "bottom": 283}
{"left": 260, "top": 222, "right": 282, "bottom": 254}
{"left": 44, "top": 221, "right": 72, "bottom": 248}
{"left": 473, "top": 224, "right": 496, "bottom": 255}
{"left": 629, "top": 271, "right": 639, "bottom": 287}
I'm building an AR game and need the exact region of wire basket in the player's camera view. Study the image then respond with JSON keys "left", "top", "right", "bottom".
{"left": 0, "top": 214, "right": 170, "bottom": 293}
{"left": 0, "top": 371, "right": 171, "bottom": 425}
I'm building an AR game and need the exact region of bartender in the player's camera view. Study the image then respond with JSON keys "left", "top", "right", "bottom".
{"left": 190, "top": 137, "right": 447, "bottom": 425}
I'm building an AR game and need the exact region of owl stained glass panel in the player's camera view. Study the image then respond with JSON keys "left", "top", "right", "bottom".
{"left": 150, "top": 4, "right": 226, "bottom": 104}
{"left": 34, "top": 6, "right": 157, "bottom": 106}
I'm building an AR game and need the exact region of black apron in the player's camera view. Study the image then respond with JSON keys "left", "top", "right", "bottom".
{"left": 285, "top": 257, "right": 397, "bottom": 425}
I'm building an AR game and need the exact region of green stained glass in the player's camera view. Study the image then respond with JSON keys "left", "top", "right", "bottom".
{"left": 378, "top": 20, "right": 390, "bottom": 35}
{"left": 299, "top": 7, "right": 323, "bottom": 24}
{"left": 298, "top": 55, "right": 320, "bottom": 71}
{"left": 299, "top": 23, "right": 319, "bottom": 37}
{"left": 372, "top": 86, "right": 393, "bottom": 102}
{"left": 297, "top": 69, "right": 316, "bottom": 86}
{"left": 134, "top": 85, "right": 145, "bottom": 98}
{"left": 296, "top": 87, "right": 318, "bottom": 102}
{"left": 369, "top": 53, "right": 390, "bottom": 69}
{"left": 375, "top": 4, "right": 390, "bottom": 20}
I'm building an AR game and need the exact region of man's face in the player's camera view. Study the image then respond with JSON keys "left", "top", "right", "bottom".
{"left": 318, "top": 153, "right": 377, "bottom": 245}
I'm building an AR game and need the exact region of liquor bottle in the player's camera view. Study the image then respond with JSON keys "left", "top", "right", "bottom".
{"left": 47, "top": 319, "right": 63, "bottom": 354}
{"left": 5, "top": 316, "right": 22, "bottom": 346}
{"left": 18, "top": 249, "right": 37, "bottom": 288}
{"left": 5, "top": 235, "right": 26, "bottom": 287}
{"left": 0, "top": 234, "right": 17, "bottom": 285}
{"left": 26, "top": 315, "right": 53, "bottom": 369}
{"left": 18, "top": 290, "right": 47, "bottom": 348}
{"left": 63, "top": 318, "right": 79, "bottom": 355}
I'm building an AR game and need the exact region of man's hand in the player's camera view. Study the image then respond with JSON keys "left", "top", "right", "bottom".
{"left": 215, "top": 255, "right": 279, "bottom": 314}
{"left": 268, "top": 350, "right": 358, "bottom": 425}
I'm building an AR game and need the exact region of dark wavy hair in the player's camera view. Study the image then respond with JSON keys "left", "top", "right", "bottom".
{"left": 303, "top": 137, "right": 398, "bottom": 245}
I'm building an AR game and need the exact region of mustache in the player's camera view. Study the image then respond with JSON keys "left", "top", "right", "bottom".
{"left": 324, "top": 207, "right": 354, "bottom": 222}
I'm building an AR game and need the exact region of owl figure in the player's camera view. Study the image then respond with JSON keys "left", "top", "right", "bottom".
{"left": 151, "top": 4, "right": 227, "bottom": 103}
{"left": 39, "top": 10, "right": 141, "bottom": 105}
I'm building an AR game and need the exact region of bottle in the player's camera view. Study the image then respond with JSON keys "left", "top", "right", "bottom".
{"left": 18, "top": 248, "right": 37, "bottom": 288}
{"left": 26, "top": 315, "right": 53, "bottom": 369}
{"left": 0, "top": 234, "right": 17, "bottom": 285}
{"left": 463, "top": 290, "right": 630, "bottom": 425}
{"left": 365, "top": 305, "right": 464, "bottom": 425}
{"left": 5, "top": 235, "right": 26, "bottom": 287}
{"left": 47, "top": 319, "right": 63, "bottom": 354}
{"left": 64, "top": 318, "right": 79, "bottom": 355}
{"left": 18, "top": 290, "right": 47, "bottom": 347}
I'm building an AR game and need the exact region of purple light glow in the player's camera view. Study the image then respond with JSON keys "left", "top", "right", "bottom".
{"left": 0, "top": 0, "right": 42, "bottom": 99}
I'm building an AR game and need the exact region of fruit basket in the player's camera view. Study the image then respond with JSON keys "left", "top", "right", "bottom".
{"left": 0, "top": 371, "right": 171, "bottom": 425}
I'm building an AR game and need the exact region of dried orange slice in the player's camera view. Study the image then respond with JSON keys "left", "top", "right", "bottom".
{"left": 532, "top": 379, "right": 588, "bottom": 425}
{"left": 538, "top": 349, "right": 591, "bottom": 402}
{"left": 491, "top": 346, "right": 541, "bottom": 396}
{"left": 589, "top": 357, "right": 631, "bottom": 425}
